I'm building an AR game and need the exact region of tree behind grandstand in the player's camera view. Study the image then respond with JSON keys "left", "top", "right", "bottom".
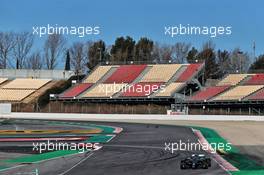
{"left": 26, "top": 51, "right": 43, "bottom": 70}
{"left": 13, "top": 32, "right": 34, "bottom": 69}
{"left": 249, "top": 54, "right": 264, "bottom": 73}
{"left": 44, "top": 34, "right": 66, "bottom": 70}
{"left": 0, "top": 32, "right": 16, "bottom": 68}
{"left": 110, "top": 36, "right": 135, "bottom": 63}
{"left": 0, "top": 31, "right": 260, "bottom": 78}
{"left": 69, "top": 42, "right": 90, "bottom": 79}
{"left": 87, "top": 40, "right": 107, "bottom": 70}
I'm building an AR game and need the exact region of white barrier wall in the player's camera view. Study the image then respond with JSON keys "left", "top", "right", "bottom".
{"left": 0, "top": 69, "right": 75, "bottom": 80}
{"left": 7, "top": 112, "right": 264, "bottom": 121}
{"left": 0, "top": 103, "right": 11, "bottom": 115}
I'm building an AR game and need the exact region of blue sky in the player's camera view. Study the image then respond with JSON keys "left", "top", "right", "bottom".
{"left": 0, "top": 0, "right": 263, "bottom": 66}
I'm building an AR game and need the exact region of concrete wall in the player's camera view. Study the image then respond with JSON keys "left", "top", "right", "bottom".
{"left": 7, "top": 112, "right": 264, "bottom": 121}
{"left": 0, "top": 103, "right": 11, "bottom": 115}
{"left": 0, "top": 69, "right": 75, "bottom": 80}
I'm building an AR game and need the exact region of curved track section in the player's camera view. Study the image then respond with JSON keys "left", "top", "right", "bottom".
{"left": 0, "top": 121, "right": 227, "bottom": 175}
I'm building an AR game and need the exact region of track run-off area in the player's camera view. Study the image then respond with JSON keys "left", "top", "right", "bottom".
{"left": 0, "top": 113, "right": 263, "bottom": 175}
{"left": 0, "top": 119, "right": 122, "bottom": 174}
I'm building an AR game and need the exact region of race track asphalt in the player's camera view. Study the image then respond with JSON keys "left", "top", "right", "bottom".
{"left": 1, "top": 121, "right": 228, "bottom": 175}
{"left": 61, "top": 122, "right": 227, "bottom": 175}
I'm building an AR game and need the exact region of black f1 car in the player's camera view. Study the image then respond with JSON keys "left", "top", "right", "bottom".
{"left": 180, "top": 154, "right": 211, "bottom": 169}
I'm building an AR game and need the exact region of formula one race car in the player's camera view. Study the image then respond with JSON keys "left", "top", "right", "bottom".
{"left": 180, "top": 154, "right": 211, "bottom": 169}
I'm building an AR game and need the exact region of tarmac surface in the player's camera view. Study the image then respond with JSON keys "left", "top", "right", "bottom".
{"left": 0, "top": 121, "right": 227, "bottom": 175}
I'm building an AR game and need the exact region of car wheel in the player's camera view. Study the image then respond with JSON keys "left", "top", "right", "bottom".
{"left": 203, "top": 164, "right": 208, "bottom": 169}
{"left": 180, "top": 165, "right": 185, "bottom": 169}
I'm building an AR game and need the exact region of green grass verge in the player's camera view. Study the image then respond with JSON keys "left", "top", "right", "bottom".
{"left": 3, "top": 134, "right": 113, "bottom": 164}
{"left": 42, "top": 121, "right": 116, "bottom": 134}
{"left": 1, "top": 120, "right": 119, "bottom": 166}
{"left": 191, "top": 126, "right": 264, "bottom": 174}
{"left": 88, "top": 124, "right": 116, "bottom": 134}
{"left": 231, "top": 170, "right": 264, "bottom": 175}
{"left": 87, "top": 135, "right": 114, "bottom": 143}
{"left": 0, "top": 166, "right": 8, "bottom": 170}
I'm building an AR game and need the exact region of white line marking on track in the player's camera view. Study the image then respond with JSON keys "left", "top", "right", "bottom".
{"left": 0, "top": 165, "right": 25, "bottom": 172}
{"left": 0, "top": 151, "right": 88, "bottom": 172}
{"left": 58, "top": 152, "right": 94, "bottom": 175}
{"left": 103, "top": 144, "right": 163, "bottom": 149}
{"left": 106, "top": 135, "right": 116, "bottom": 142}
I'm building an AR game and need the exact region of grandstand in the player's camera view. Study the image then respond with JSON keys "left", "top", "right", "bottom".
{"left": 188, "top": 85, "right": 230, "bottom": 102}
{"left": 5, "top": 63, "right": 264, "bottom": 115}
{"left": 83, "top": 65, "right": 114, "bottom": 83}
{"left": 0, "top": 78, "right": 51, "bottom": 102}
{"left": 59, "top": 83, "right": 93, "bottom": 98}
{"left": 247, "top": 89, "right": 264, "bottom": 100}
{"left": 0, "top": 78, "right": 8, "bottom": 85}
{"left": 244, "top": 74, "right": 264, "bottom": 85}
{"left": 176, "top": 64, "right": 202, "bottom": 82}
{"left": 188, "top": 74, "right": 264, "bottom": 103}
{"left": 104, "top": 65, "right": 147, "bottom": 83}
{"left": 121, "top": 82, "right": 163, "bottom": 97}
{"left": 1, "top": 78, "right": 51, "bottom": 90}
{"left": 212, "top": 85, "right": 264, "bottom": 101}
{"left": 0, "top": 78, "right": 61, "bottom": 104}
{"left": 41, "top": 63, "right": 204, "bottom": 114}
{"left": 155, "top": 83, "right": 185, "bottom": 97}
{"left": 82, "top": 83, "right": 127, "bottom": 98}
{"left": 56, "top": 63, "right": 204, "bottom": 102}
{"left": 0, "top": 89, "right": 34, "bottom": 101}
{"left": 186, "top": 73, "right": 264, "bottom": 115}
{"left": 3, "top": 63, "right": 264, "bottom": 115}
{"left": 139, "top": 64, "right": 182, "bottom": 82}
{"left": 217, "top": 74, "right": 250, "bottom": 86}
